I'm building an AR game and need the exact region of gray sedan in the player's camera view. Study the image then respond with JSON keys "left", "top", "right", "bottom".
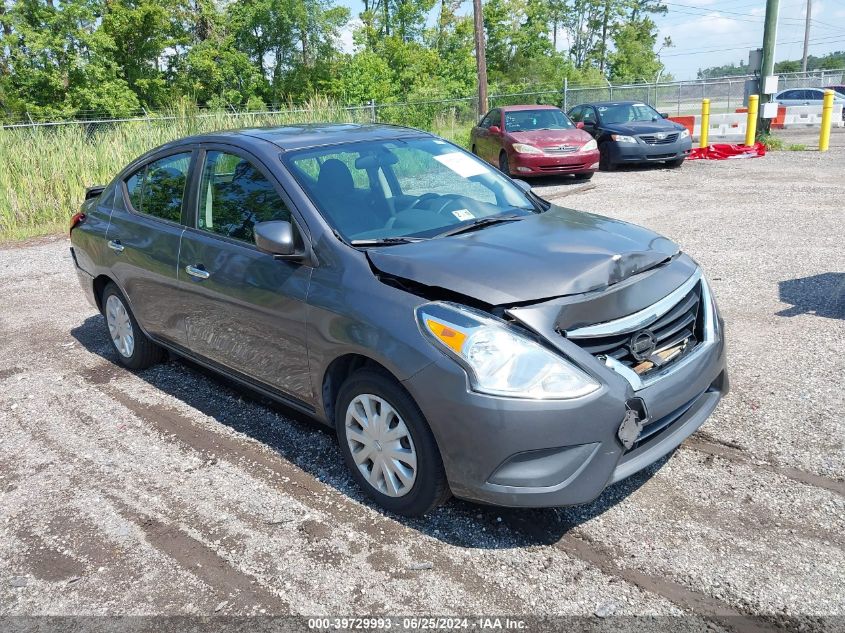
{"left": 70, "top": 124, "right": 728, "bottom": 516}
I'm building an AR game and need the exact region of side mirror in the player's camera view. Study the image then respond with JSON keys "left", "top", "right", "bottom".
{"left": 489, "top": 125, "right": 501, "bottom": 135}
{"left": 660, "top": 112, "right": 669, "bottom": 119}
{"left": 254, "top": 220, "right": 299, "bottom": 258}
{"left": 575, "top": 122, "right": 585, "bottom": 129}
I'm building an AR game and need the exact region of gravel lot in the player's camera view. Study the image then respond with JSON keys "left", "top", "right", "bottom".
{"left": 1, "top": 135, "right": 843, "bottom": 631}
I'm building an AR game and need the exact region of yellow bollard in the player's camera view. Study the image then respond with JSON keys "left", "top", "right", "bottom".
{"left": 700, "top": 99, "right": 710, "bottom": 148}
{"left": 820, "top": 89, "right": 834, "bottom": 152}
{"left": 745, "top": 95, "right": 758, "bottom": 147}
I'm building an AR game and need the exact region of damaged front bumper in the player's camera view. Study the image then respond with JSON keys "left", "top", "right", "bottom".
{"left": 401, "top": 263, "right": 728, "bottom": 508}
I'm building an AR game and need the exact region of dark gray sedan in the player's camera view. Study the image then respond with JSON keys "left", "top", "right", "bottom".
{"left": 568, "top": 101, "right": 692, "bottom": 170}
{"left": 70, "top": 124, "right": 728, "bottom": 516}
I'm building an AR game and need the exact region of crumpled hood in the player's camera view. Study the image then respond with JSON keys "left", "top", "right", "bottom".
{"left": 603, "top": 119, "right": 686, "bottom": 136}
{"left": 367, "top": 206, "right": 679, "bottom": 306}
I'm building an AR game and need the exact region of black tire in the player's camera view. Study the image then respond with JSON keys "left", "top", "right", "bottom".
{"left": 666, "top": 157, "right": 685, "bottom": 168}
{"left": 574, "top": 171, "right": 595, "bottom": 180}
{"left": 101, "top": 282, "right": 164, "bottom": 370}
{"left": 498, "top": 151, "right": 510, "bottom": 175}
{"left": 335, "top": 369, "right": 450, "bottom": 516}
{"left": 599, "top": 144, "right": 616, "bottom": 171}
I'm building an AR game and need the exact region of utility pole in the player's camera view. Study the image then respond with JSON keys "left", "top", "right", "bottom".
{"left": 801, "top": 0, "right": 811, "bottom": 72}
{"left": 472, "top": 0, "right": 488, "bottom": 116}
{"left": 599, "top": 0, "right": 610, "bottom": 74}
{"left": 759, "top": 0, "right": 780, "bottom": 132}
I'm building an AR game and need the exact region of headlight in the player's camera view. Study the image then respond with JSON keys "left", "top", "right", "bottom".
{"left": 416, "top": 302, "right": 600, "bottom": 399}
{"left": 679, "top": 129, "right": 690, "bottom": 139}
{"left": 581, "top": 139, "right": 598, "bottom": 152}
{"left": 511, "top": 143, "right": 543, "bottom": 154}
{"left": 611, "top": 134, "right": 637, "bottom": 143}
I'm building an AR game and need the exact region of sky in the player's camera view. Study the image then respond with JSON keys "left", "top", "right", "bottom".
{"left": 336, "top": 0, "right": 845, "bottom": 80}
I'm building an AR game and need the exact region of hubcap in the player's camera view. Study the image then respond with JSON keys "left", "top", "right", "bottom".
{"left": 105, "top": 294, "right": 134, "bottom": 358}
{"left": 345, "top": 394, "right": 417, "bottom": 498}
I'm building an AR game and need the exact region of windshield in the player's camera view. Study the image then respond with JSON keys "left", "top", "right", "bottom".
{"left": 284, "top": 137, "right": 537, "bottom": 243}
{"left": 598, "top": 103, "right": 662, "bottom": 124}
{"left": 504, "top": 109, "right": 573, "bottom": 132}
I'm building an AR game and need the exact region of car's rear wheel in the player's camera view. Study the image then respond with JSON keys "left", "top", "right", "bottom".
{"left": 666, "top": 157, "right": 685, "bottom": 168}
{"left": 599, "top": 144, "right": 615, "bottom": 171}
{"left": 101, "top": 283, "right": 164, "bottom": 370}
{"left": 498, "top": 151, "right": 510, "bottom": 175}
{"left": 335, "top": 369, "right": 449, "bottom": 516}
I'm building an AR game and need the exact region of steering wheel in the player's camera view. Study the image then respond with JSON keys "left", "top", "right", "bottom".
{"left": 430, "top": 194, "right": 466, "bottom": 216}
{"left": 409, "top": 193, "right": 442, "bottom": 209}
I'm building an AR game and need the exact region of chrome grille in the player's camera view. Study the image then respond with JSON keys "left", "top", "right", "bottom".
{"left": 639, "top": 133, "right": 679, "bottom": 145}
{"left": 567, "top": 280, "right": 705, "bottom": 380}
{"left": 543, "top": 145, "right": 578, "bottom": 154}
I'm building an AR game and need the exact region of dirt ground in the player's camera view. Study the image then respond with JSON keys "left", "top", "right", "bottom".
{"left": 0, "top": 133, "right": 843, "bottom": 632}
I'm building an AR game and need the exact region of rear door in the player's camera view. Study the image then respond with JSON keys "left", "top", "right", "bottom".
{"left": 176, "top": 145, "right": 313, "bottom": 404}
{"left": 105, "top": 149, "right": 195, "bottom": 345}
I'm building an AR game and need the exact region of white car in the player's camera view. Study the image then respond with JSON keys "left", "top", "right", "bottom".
{"left": 773, "top": 88, "right": 845, "bottom": 107}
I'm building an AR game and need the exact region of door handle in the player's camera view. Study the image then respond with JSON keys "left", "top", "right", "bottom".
{"left": 107, "top": 240, "right": 124, "bottom": 253}
{"left": 185, "top": 265, "right": 210, "bottom": 280}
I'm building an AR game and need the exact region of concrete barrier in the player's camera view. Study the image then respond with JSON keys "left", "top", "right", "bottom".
{"left": 781, "top": 104, "right": 844, "bottom": 128}
{"left": 672, "top": 113, "right": 746, "bottom": 142}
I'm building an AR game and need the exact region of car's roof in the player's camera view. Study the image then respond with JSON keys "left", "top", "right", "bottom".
{"left": 172, "top": 123, "right": 432, "bottom": 152}
{"left": 572, "top": 101, "right": 651, "bottom": 108}
{"left": 497, "top": 104, "right": 561, "bottom": 112}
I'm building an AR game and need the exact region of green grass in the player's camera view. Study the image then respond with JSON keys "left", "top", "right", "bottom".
{"left": 757, "top": 132, "right": 784, "bottom": 151}
{"left": 787, "top": 143, "right": 807, "bottom": 151}
{"left": 0, "top": 99, "right": 476, "bottom": 241}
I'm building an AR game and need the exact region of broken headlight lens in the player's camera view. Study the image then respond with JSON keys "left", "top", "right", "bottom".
{"left": 416, "top": 302, "right": 600, "bottom": 399}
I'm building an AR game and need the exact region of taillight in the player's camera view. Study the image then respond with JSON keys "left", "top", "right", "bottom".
{"left": 70, "top": 212, "right": 86, "bottom": 235}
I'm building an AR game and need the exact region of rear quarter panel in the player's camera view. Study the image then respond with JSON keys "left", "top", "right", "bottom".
{"left": 71, "top": 187, "right": 116, "bottom": 281}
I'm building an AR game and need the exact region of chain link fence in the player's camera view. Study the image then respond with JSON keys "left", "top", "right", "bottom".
{"left": 2, "top": 68, "right": 843, "bottom": 131}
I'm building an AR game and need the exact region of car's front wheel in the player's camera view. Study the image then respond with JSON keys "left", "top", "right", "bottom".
{"left": 599, "top": 144, "right": 616, "bottom": 171}
{"left": 574, "top": 171, "right": 595, "bottom": 180}
{"left": 335, "top": 369, "right": 449, "bottom": 516}
{"left": 666, "top": 157, "right": 685, "bottom": 168}
{"left": 498, "top": 151, "right": 510, "bottom": 175}
{"left": 101, "top": 282, "right": 164, "bottom": 370}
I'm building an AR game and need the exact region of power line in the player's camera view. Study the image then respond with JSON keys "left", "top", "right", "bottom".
{"left": 660, "top": 33, "right": 845, "bottom": 57}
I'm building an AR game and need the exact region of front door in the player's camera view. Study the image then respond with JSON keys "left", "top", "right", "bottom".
{"left": 176, "top": 147, "right": 313, "bottom": 404}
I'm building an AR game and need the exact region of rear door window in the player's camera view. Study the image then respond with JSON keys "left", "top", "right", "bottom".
{"left": 123, "top": 152, "right": 191, "bottom": 223}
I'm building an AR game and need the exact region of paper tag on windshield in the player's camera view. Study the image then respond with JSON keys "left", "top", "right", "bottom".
{"left": 451, "top": 209, "right": 474, "bottom": 221}
{"left": 434, "top": 152, "right": 488, "bottom": 178}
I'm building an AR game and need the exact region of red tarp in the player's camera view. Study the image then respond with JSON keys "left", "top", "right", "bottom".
{"left": 688, "top": 142, "right": 767, "bottom": 160}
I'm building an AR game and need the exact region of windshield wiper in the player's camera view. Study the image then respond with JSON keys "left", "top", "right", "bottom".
{"left": 350, "top": 237, "right": 425, "bottom": 247}
{"left": 434, "top": 215, "right": 524, "bottom": 238}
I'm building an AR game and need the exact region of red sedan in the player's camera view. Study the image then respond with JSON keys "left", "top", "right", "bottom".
{"left": 470, "top": 105, "right": 600, "bottom": 179}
